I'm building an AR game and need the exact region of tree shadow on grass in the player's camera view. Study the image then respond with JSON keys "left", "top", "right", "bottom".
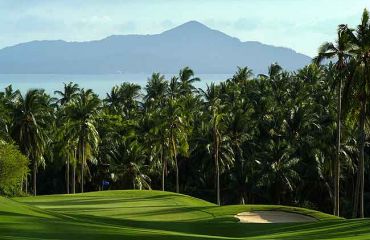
{"left": 70, "top": 212, "right": 370, "bottom": 239}
{"left": 0, "top": 216, "right": 215, "bottom": 240}
{"left": 1, "top": 209, "right": 370, "bottom": 240}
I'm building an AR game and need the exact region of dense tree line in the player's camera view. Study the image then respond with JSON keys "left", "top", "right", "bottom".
{"left": 0, "top": 9, "right": 369, "bottom": 218}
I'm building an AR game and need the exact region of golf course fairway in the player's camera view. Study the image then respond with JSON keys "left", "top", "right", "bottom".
{"left": 0, "top": 190, "right": 368, "bottom": 239}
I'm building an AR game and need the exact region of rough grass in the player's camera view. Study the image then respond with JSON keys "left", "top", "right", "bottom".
{"left": 0, "top": 190, "right": 367, "bottom": 239}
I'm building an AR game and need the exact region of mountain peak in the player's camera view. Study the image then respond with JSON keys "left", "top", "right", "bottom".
{"left": 178, "top": 20, "right": 210, "bottom": 29}
{"left": 161, "top": 21, "right": 213, "bottom": 35}
{"left": 160, "top": 21, "right": 238, "bottom": 44}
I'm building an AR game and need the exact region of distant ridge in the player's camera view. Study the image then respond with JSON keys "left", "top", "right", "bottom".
{"left": 0, "top": 21, "right": 311, "bottom": 74}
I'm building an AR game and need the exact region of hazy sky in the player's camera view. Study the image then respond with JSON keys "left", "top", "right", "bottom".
{"left": 0, "top": 0, "right": 368, "bottom": 56}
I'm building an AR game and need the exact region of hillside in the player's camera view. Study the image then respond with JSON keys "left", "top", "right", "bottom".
{"left": 0, "top": 190, "right": 368, "bottom": 239}
{"left": 0, "top": 21, "right": 311, "bottom": 74}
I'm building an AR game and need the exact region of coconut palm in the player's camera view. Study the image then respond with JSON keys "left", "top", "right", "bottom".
{"left": 11, "top": 89, "right": 52, "bottom": 196}
{"left": 230, "top": 66, "right": 253, "bottom": 85}
{"left": 222, "top": 81, "right": 255, "bottom": 204}
{"left": 144, "top": 73, "right": 168, "bottom": 107}
{"left": 165, "top": 97, "right": 188, "bottom": 193}
{"left": 144, "top": 109, "right": 168, "bottom": 191}
{"left": 1, "top": 85, "right": 20, "bottom": 107}
{"left": 105, "top": 85, "right": 122, "bottom": 114}
{"left": 118, "top": 83, "right": 141, "bottom": 118}
{"left": 210, "top": 98, "right": 224, "bottom": 205}
{"left": 258, "top": 63, "right": 283, "bottom": 79}
{"left": 0, "top": 85, "right": 20, "bottom": 141}
{"left": 314, "top": 26, "right": 352, "bottom": 216}
{"left": 178, "top": 67, "right": 200, "bottom": 95}
{"left": 109, "top": 139, "right": 151, "bottom": 190}
{"left": 56, "top": 121, "right": 78, "bottom": 194}
{"left": 144, "top": 73, "right": 169, "bottom": 190}
{"left": 202, "top": 83, "right": 234, "bottom": 205}
{"left": 260, "top": 140, "right": 300, "bottom": 204}
{"left": 162, "top": 76, "right": 190, "bottom": 193}
{"left": 54, "top": 82, "right": 79, "bottom": 194}
{"left": 54, "top": 82, "right": 80, "bottom": 106}
{"left": 104, "top": 83, "right": 141, "bottom": 118}
{"left": 64, "top": 89, "right": 100, "bottom": 193}
{"left": 341, "top": 9, "right": 370, "bottom": 218}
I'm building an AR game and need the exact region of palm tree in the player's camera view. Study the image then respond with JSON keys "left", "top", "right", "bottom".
{"left": 202, "top": 83, "right": 234, "bottom": 205}
{"left": 54, "top": 82, "right": 79, "bottom": 194}
{"left": 260, "top": 140, "right": 300, "bottom": 204}
{"left": 222, "top": 79, "right": 254, "bottom": 204}
{"left": 109, "top": 140, "right": 151, "bottom": 190}
{"left": 144, "top": 109, "right": 168, "bottom": 191}
{"left": 314, "top": 26, "right": 352, "bottom": 216}
{"left": 144, "top": 73, "right": 168, "bottom": 107}
{"left": 64, "top": 89, "right": 100, "bottom": 193}
{"left": 57, "top": 122, "right": 78, "bottom": 194}
{"left": 1, "top": 85, "right": 20, "bottom": 107}
{"left": 54, "top": 82, "right": 80, "bottom": 106}
{"left": 105, "top": 85, "right": 122, "bottom": 114}
{"left": 230, "top": 66, "right": 253, "bottom": 85}
{"left": 11, "top": 89, "right": 51, "bottom": 196}
{"left": 211, "top": 98, "right": 224, "bottom": 205}
{"left": 0, "top": 85, "right": 20, "bottom": 142}
{"left": 163, "top": 76, "right": 189, "bottom": 193}
{"left": 258, "top": 63, "right": 283, "bottom": 79}
{"left": 118, "top": 83, "right": 141, "bottom": 119}
{"left": 178, "top": 67, "right": 200, "bottom": 95}
{"left": 144, "top": 73, "right": 169, "bottom": 190}
{"left": 165, "top": 98, "right": 188, "bottom": 193}
{"left": 104, "top": 83, "right": 141, "bottom": 118}
{"left": 341, "top": 9, "right": 370, "bottom": 218}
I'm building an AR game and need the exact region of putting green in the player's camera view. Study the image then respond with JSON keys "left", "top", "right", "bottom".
{"left": 0, "top": 190, "right": 368, "bottom": 239}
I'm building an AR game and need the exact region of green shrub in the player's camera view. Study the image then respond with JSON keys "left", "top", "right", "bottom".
{"left": 0, "top": 142, "right": 29, "bottom": 196}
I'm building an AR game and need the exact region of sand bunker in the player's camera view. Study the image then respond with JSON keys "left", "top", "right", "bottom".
{"left": 235, "top": 211, "right": 317, "bottom": 223}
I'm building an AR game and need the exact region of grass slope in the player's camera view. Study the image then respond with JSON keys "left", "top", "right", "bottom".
{"left": 0, "top": 190, "right": 367, "bottom": 239}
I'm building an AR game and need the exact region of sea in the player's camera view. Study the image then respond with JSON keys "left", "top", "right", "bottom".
{"left": 0, "top": 74, "right": 232, "bottom": 98}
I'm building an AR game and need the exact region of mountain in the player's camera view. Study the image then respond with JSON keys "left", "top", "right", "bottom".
{"left": 0, "top": 21, "right": 311, "bottom": 74}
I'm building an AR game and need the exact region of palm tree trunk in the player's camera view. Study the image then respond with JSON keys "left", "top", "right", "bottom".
{"left": 161, "top": 147, "right": 165, "bottom": 191}
{"left": 352, "top": 169, "right": 360, "bottom": 218}
{"left": 240, "top": 194, "right": 245, "bottom": 205}
{"left": 235, "top": 144, "right": 246, "bottom": 205}
{"left": 81, "top": 161, "right": 84, "bottom": 193}
{"left": 20, "top": 176, "right": 23, "bottom": 193}
{"left": 81, "top": 142, "right": 85, "bottom": 193}
{"left": 33, "top": 160, "right": 37, "bottom": 196}
{"left": 352, "top": 96, "right": 366, "bottom": 218}
{"left": 175, "top": 156, "right": 179, "bottom": 193}
{"left": 25, "top": 174, "right": 28, "bottom": 194}
{"left": 72, "top": 164, "right": 76, "bottom": 194}
{"left": 171, "top": 131, "right": 179, "bottom": 193}
{"left": 358, "top": 99, "right": 366, "bottom": 218}
{"left": 66, "top": 157, "right": 70, "bottom": 194}
{"left": 213, "top": 126, "right": 221, "bottom": 206}
{"left": 215, "top": 142, "right": 220, "bottom": 206}
{"left": 334, "top": 77, "right": 342, "bottom": 216}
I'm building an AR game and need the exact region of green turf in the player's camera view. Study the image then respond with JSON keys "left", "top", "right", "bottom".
{"left": 0, "top": 190, "right": 367, "bottom": 239}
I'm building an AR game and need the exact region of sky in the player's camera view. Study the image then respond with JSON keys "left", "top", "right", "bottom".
{"left": 0, "top": 0, "right": 369, "bottom": 57}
